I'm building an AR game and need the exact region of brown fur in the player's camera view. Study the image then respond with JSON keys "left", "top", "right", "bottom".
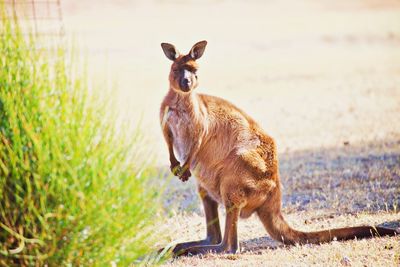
{"left": 160, "top": 41, "right": 399, "bottom": 256}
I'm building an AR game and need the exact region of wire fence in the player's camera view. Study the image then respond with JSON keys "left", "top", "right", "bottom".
{"left": 1, "top": 0, "right": 65, "bottom": 49}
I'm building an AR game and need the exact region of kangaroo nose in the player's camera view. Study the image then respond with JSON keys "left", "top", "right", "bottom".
{"left": 182, "top": 78, "right": 191, "bottom": 87}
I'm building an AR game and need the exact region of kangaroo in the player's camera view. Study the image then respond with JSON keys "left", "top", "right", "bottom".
{"left": 159, "top": 40, "right": 399, "bottom": 256}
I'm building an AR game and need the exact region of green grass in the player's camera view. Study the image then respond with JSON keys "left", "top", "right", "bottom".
{"left": 0, "top": 10, "right": 161, "bottom": 266}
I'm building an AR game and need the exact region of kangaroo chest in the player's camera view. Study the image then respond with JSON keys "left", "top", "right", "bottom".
{"left": 166, "top": 107, "right": 196, "bottom": 163}
{"left": 163, "top": 101, "right": 223, "bottom": 203}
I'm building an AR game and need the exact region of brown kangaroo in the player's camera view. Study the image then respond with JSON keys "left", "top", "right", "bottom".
{"left": 159, "top": 40, "right": 399, "bottom": 256}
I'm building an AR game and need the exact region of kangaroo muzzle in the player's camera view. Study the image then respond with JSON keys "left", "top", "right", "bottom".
{"left": 180, "top": 69, "right": 193, "bottom": 92}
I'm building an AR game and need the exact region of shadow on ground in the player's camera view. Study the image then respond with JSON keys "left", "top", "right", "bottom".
{"left": 280, "top": 138, "right": 400, "bottom": 213}
{"left": 240, "top": 236, "right": 281, "bottom": 253}
{"left": 160, "top": 137, "right": 400, "bottom": 215}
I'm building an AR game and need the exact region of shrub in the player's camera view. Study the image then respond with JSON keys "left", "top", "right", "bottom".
{"left": 0, "top": 10, "right": 159, "bottom": 266}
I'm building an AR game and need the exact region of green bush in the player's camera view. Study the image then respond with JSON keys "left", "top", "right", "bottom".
{"left": 0, "top": 11, "right": 160, "bottom": 266}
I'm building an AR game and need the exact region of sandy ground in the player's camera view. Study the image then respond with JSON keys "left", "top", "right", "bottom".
{"left": 159, "top": 212, "right": 400, "bottom": 266}
{"left": 158, "top": 139, "right": 400, "bottom": 266}
{"left": 30, "top": 0, "right": 400, "bottom": 265}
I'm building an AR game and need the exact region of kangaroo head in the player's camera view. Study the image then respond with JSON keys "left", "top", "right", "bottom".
{"left": 161, "top": 40, "right": 207, "bottom": 93}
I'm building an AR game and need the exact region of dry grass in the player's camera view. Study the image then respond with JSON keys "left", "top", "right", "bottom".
{"left": 158, "top": 139, "right": 400, "bottom": 266}
{"left": 160, "top": 213, "right": 400, "bottom": 267}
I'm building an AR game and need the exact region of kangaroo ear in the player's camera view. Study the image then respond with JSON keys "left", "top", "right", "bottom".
{"left": 189, "top": 40, "right": 207, "bottom": 60}
{"left": 161, "top": 43, "right": 180, "bottom": 61}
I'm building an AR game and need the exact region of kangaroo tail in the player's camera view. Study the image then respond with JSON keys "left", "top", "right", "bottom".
{"left": 257, "top": 205, "right": 399, "bottom": 245}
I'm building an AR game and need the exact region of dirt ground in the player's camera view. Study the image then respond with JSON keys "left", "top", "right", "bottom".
{"left": 158, "top": 139, "right": 400, "bottom": 266}
{"left": 59, "top": 0, "right": 400, "bottom": 266}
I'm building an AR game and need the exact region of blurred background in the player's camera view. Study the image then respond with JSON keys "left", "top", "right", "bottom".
{"left": 5, "top": 0, "right": 400, "bottom": 161}
{"left": 60, "top": 0, "right": 400, "bottom": 164}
